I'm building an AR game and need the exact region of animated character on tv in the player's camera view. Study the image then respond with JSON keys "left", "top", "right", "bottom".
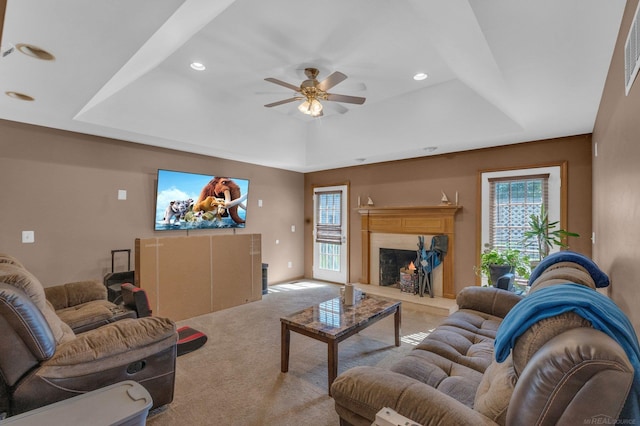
{"left": 194, "top": 177, "right": 247, "bottom": 224}
{"left": 162, "top": 199, "right": 193, "bottom": 224}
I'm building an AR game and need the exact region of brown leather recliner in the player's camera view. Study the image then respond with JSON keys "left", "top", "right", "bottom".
{"left": 0, "top": 273, "right": 177, "bottom": 416}
{"left": 0, "top": 254, "right": 136, "bottom": 333}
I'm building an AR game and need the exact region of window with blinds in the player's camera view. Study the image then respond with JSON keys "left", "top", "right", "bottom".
{"left": 315, "top": 191, "right": 342, "bottom": 244}
{"left": 488, "top": 174, "right": 548, "bottom": 260}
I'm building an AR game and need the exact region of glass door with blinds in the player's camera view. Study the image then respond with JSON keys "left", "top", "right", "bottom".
{"left": 313, "top": 185, "right": 348, "bottom": 283}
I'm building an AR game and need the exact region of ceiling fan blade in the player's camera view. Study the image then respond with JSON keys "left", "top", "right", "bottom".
{"left": 317, "top": 72, "right": 347, "bottom": 91}
{"left": 264, "top": 78, "right": 300, "bottom": 92}
{"left": 264, "top": 97, "right": 301, "bottom": 108}
{"left": 324, "top": 102, "right": 349, "bottom": 114}
{"left": 326, "top": 93, "right": 366, "bottom": 105}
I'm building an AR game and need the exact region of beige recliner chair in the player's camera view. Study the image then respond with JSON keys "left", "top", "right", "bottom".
{"left": 0, "top": 254, "right": 135, "bottom": 332}
{"left": 0, "top": 263, "right": 178, "bottom": 417}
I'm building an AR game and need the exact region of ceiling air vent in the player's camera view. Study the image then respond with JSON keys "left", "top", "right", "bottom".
{"left": 625, "top": 1, "right": 640, "bottom": 96}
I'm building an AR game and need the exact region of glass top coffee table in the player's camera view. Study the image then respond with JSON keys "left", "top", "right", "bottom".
{"left": 280, "top": 295, "right": 401, "bottom": 395}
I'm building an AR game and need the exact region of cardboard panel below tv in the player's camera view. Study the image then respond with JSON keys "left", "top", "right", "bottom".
{"left": 135, "top": 234, "right": 262, "bottom": 321}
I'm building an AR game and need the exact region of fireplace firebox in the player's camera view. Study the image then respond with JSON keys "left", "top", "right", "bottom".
{"left": 379, "top": 248, "right": 416, "bottom": 287}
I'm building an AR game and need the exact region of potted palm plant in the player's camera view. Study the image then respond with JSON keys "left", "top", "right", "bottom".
{"left": 476, "top": 245, "right": 531, "bottom": 286}
{"left": 523, "top": 205, "right": 579, "bottom": 261}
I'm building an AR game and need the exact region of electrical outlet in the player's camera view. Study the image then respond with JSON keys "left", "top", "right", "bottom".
{"left": 118, "top": 189, "right": 127, "bottom": 200}
{"left": 291, "top": 225, "right": 295, "bottom": 232}
{"left": 22, "top": 231, "right": 35, "bottom": 243}
{"left": 287, "top": 261, "right": 292, "bottom": 268}
{"left": 258, "top": 199, "right": 263, "bottom": 207}
{"left": 276, "top": 239, "right": 279, "bottom": 245}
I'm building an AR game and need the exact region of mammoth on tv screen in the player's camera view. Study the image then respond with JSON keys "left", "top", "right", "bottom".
{"left": 155, "top": 169, "right": 249, "bottom": 231}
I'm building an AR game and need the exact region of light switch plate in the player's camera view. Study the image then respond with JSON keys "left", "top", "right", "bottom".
{"left": 22, "top": 231, "right": 35, "bottom": 243}
{"left": 118, "top": 189, "right": 127, "bottom": 200}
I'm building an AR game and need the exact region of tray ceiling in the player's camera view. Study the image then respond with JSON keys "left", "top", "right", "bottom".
{"left": 0, "top": 0, "right": 626, "bottom": 172}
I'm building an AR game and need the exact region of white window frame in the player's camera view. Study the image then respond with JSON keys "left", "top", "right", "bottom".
{"left": 477, "top": 162, "right": 568, "bottom": 285}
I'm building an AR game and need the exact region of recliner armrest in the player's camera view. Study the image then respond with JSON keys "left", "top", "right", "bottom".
{"left": 508, "top": 327, "right": 634, "bottom": 424}
{"left": 456, "top": 286, "right": 522, "bottom": 318}
{"left": 45, "top": 280, "right": 107, "bottom": 310}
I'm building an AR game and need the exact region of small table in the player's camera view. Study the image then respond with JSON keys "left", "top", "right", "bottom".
{"left": 280, "top": 295, "right": 401, "bottom": 395}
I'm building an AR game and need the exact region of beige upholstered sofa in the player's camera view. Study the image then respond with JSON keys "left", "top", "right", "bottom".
{"left": 331, "top": 253, "right": 637, "bottom": 425}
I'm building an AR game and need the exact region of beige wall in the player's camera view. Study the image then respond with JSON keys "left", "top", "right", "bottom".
{"left": 0, "top": 121, "right": 595, "bottom": 303}
{"left": 0, "top": 119, "right": 305, "bottom": 286}
{"left": 304, "top": 135, "right": 593, "bottom": 295}
{"left": 593, "top": 0, "right": 640, "bottom": 332}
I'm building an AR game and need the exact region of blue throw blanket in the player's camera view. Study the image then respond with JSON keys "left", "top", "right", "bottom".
{"left": 528, "top": 250, "right": 610, "bottom": 288}
{"left": 495, "top": 284, "right": 640, "bottom": 421}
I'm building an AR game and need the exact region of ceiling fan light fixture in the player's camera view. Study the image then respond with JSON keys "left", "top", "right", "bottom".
{"left": 264, "top": 67, "right": 364, "bottom": 116}
{"left": 310, "top": 98, "right": 323, "bottom": 116}
{"left": 190, "top": 62, "right": 206, "bottom": 71}
{"left": 413, "top": 72, "right": 428, "bottom": 81}
{"left": 298, "top": 98, "right": 323, "bottom": 117}
{"left": 298, "top": 100, "right": 311, "bottom": 114}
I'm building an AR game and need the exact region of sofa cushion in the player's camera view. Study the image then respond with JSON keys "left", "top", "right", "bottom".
{"left": 0, "top": 264, "right": 75, "bottom": 344}
{"left": 44, "top": 281, "right": 107, "bottom": 310}
{"left": 456, "top": 286, "right": 522, "bottom": 318}
{"left": 55, "top": 300, "right": 115, "bottom": 331}
{"left": 474, "top": 355, "right": 517, "bottom": 426}
{"left": 413, "top": 326, "right": 495, "bottom": 373}
{"left": 529, "top": 262, "right": 596, "bottom": 293}
{"left": 390, "top": 349, "right": 484, "bottom": 407}
{"left": 439, "top": 309, "right": 502, "bottom": 340}
{"left": 386, "top": 307, "right": 501, "bottom": 408}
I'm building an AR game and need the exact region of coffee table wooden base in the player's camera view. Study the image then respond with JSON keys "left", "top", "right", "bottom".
{"left": 280, "top": 298, "right": 401, "bottom": 395}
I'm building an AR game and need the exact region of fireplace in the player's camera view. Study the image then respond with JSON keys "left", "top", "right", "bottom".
{"left": 371, "top": 233, "right": 443, "bottom": 296}
{"left": 358, "top": 206, "right": 460, "bottom": 298}
{"left": 379, "top": 248, "right": 416, "bottom": 287}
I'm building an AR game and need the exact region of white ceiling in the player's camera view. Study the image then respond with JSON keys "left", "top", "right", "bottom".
{"left": 0, "top": 0, "right": 626, "bottom": 172}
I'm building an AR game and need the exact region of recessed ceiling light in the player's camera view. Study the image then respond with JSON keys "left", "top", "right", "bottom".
{"left": 413, "top": 72, "right": 428, "bottom": 81}
{"left": 15, "top": 43, "right": 55, "bottom": 61}
{"left": 190, "top": 62, "right": 206, "bottom": 71}
{"left": 5, "top": 91, "right": 34, "bottom": 101}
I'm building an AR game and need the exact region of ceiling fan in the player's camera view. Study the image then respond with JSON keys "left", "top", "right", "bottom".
{"left": 264, "top": 67, "right": 366, "bottom": 117}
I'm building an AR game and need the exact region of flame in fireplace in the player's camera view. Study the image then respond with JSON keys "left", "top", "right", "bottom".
{"left": 408, "top": 261, "right": 416, "bottom": 271}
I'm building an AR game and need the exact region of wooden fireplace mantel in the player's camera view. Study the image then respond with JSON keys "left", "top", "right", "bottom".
{"left": 358, "top": 205, "right": 461, "bottom": 298}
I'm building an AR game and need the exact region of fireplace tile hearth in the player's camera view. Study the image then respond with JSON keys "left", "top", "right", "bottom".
{"left": 350, "top": 283, "right": 457, "bottom": 317}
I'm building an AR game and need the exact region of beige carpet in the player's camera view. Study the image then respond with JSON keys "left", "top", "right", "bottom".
{"left": 147, "top": 281, "right": 445, "bottom": 426}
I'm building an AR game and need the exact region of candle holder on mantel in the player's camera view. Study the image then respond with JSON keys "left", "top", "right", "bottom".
{"left": 440, "top": 191, "right": 452, "bottom": 206}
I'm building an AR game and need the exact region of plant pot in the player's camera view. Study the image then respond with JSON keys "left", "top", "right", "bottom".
{"left": 489, "top": 264, "right": 514, "bottom": 286}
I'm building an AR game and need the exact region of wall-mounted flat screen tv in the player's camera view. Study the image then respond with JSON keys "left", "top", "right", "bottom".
{"left": 155, "top": 169, "right": 249, "bottom": 231}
